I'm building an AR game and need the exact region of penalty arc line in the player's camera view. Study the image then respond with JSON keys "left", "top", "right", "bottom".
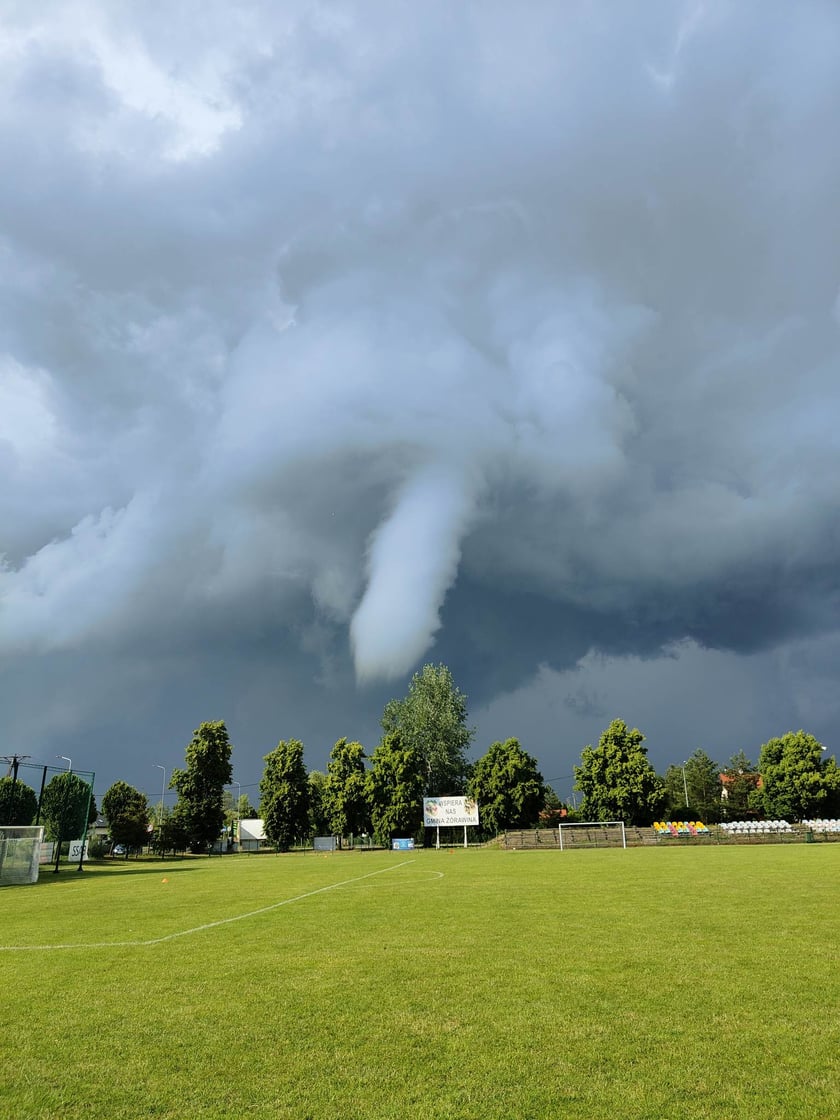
{"left": 0, "top": 859, "right": 419, "bottom": 953}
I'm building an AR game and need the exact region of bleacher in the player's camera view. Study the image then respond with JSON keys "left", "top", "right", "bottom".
{"left": 652, "top": 820, "right": 710, "bottom": 837}
{"left": 801, "top": 819, "right": 840, "bottom": 833}
{"left": 719, "top": 819, "right": 793, "bottom": 835}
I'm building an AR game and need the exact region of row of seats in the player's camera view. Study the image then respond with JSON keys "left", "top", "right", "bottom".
{"left": 653, "top": 821, "right": 710, "bottom": 836}
{"left": 801, "top": 819, "right": 840, "bottom": 832}
{"left": 720, "top": 820, "right": 792, "bottom": 833}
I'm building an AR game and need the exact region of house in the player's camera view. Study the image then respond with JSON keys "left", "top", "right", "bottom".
{"left": 236, "top": 818, "right": 266, "bottom": 852}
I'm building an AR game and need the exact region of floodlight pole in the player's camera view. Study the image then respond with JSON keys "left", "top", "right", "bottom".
{"left": 682, "top": 762, "right": 689, "bottom": 807}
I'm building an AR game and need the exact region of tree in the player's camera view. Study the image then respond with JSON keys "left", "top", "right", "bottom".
{"left": 663, "top": 750, "right": 723, "bottom": 822}
{"left": 260, "top": 739, "right": 310, "bottom": 852}
{"left": 151, "top": 807, "right": 189, "bottom": 857}
{"left": 467, "top": 738, "right": 546, "bottom": 837}
{"left": 39, "top": 773, "right": 95, "bottom": 844}
{"left": 757, "top": 731, "right": 840, "bottom": 821}
{"left": 366, "top": 731, "right": 424, "bottom": 846}
{"left": 170, "top": 721, "right": 234, "bottom": 853}
{"left": 324, "top": 738, "right": 371, "bottom": 840}
{"left": 237, "top": 793, "right": 257, "bottom": 819}
{"left": 0, "top": 776, "right": 38, "bottom": 825}
{"left": 574, "top": 719, "right": 665, "bottom": 825}
{"left": 538, "top": 786, "right": 566, "bottom": 828}
{"left": 381, "top": 664, "right": 473, "bottom": 796}
{"left": 720, "top": 750, "right": 762, "bottom": 819}
{"left": 308, "top": 770, "right": 331, "bottom": 837}
{"left": 102, "top": 781, "right": 151, "bottom": 855}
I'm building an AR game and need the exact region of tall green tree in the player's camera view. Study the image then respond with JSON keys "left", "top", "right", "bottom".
{"left": 260, "top": 739, "right": 310, "bottom": 852}
{"left": 308, "top": 770, "right": 330, "bottom": 836}
{"left": 381, "top": 664, "right": 473, "bottom": 795}
{"left": 0, "top": 776, "right": 38, "bottom": 825}
{"left": 574, "top": 719, "right": 665, "bottom": 825}
{"left": 757, "top": 731, "right": 840, "bottom": 820}
{"left": 366, "top": 731, "right": 424, "bottom": 846}
{"left": 102, "top": 781, "right": 150, "bottom": 855}
{"left": 170, "top": 720, "right": 234, "bottom": 853}
{"left": 236, "top": 793, "right": 258, "bottom": 819}
{"left": 663, "top": 750, "right": 723, "bottom": 822}
{"left": 39, "top": 773, "right": 95, "bottom": 844}
{"left": 151, "top": 806, "right": 190, "bottom": 857}
{"left": 720, "top": 750, "right": 761, "bottom": 819}
{"left": 325, "top": 738, "right": 370, "bottom": 840}
{"left": 467, "top": 738, "right": 546, "bottom": 836}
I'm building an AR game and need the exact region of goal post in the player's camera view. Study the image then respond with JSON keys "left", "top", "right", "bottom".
{"left": 558, "top": 820, "right": 626, "bottom": 850}
{"left": 0, "top": 825, "right": 45, "bottom": 885}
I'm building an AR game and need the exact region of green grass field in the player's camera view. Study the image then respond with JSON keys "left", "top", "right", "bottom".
{"left": 2, "top": 845, "right": 838, "bottom": 1120}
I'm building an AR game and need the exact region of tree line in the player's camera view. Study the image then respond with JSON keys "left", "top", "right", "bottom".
{"left": 4, "top": 664, "right": 839, "bottom": 848}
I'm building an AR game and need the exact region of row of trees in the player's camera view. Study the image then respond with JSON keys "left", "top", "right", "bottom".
{"left": 574, "top": 720, "right": 840, "bottom": 825}
{"left": 258, "top": 665, "right": 545, "bottom": 848}
{"left": 6, "top": 664, "right": 839, "bottom": 847}
{"left": 0, "top": 771, "right": 96, "bottom": 840}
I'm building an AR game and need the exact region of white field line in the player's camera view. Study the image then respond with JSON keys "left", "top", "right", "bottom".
{"left": 0, "top": 859, "right": 418, "bottom": 953}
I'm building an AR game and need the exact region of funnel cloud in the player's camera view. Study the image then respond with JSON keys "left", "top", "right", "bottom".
{"left": 1, "top": 1, "right": 840, "bottom": 794}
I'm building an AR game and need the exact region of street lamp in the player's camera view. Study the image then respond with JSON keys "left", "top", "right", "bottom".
{"left": 154, "top": 764, "right": 166, "bottom": 827}
{"left": 58, "top": 755, "right": 72, "bottom": 771}
{"left": 682, "top": 761, "right": 689, "bottom": 808}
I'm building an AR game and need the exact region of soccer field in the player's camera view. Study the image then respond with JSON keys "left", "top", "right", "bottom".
{"left": 2, "top": 845, "right": 838, "bottom": 1119}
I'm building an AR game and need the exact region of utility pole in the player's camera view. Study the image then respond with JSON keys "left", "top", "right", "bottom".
{"left": 1, "top": 754, "right": 31, "bottom": 825}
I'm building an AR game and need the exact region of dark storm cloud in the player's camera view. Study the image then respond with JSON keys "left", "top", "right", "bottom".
{"left": 2, "top": 1, "right": 840, "bottom": 787}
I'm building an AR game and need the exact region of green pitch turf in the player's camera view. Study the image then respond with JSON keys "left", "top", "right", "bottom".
{"left": 1, "top": 845, "right": 838, "bottom": 1119}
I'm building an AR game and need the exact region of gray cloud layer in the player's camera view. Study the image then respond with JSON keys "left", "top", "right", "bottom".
{"left": 2, "top": 1, "right": 839, "bottom": 790}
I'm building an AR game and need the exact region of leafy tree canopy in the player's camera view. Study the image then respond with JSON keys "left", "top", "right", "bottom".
{"left": 308, "top": 770, "right": 331, "bottom": 837}
{"left": 574, "top": 719, "right": 665, "bottom": 826}
{"left": 260, "top": 739, "right": 310, "bottom": 852}
{"left": 366, "top": 731, "right": 424, "bottom": 846}
{"left": 39, "top": 772, "right": 95, "bottom": 843}
{"left": 381, "top": 664, "right": 473, "bottom": 796}
{"left": 151, "top": 807, "right": 190, "bottom": 857}
{"left": 325, "top": 738, "right": 370, "bottom": 839}
{"left": 720, "top": 750, "right": 761, "bottom": 819}
{"left": 170, "top": 720, "right": 234, "bottom": 852}
{"left": 757, "top": 731, "right": 840, "bottom": 821}
{"left": 0, "top": 776, "right": 38, "bottom": 826}
{"left": 102, "top": 780, "right": 150, "bottom": 853}
{"left": 663, "top": 749, "right": 723, "bottom": 822}
{"left": 236, "top": 793, "right": 258, "bottom": 819}
{"left": 468, "top": 738, "right": 545, "bottom": 836}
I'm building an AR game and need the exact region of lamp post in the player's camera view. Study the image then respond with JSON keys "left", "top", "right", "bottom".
{"left": 58, "top": 755, "right": 72, "bottom": 771}
{"left": 154, "top": 764, "right": 166, "bottom": 828}
{"left": 682, "top": 762, "right": 689, "bottom": 808}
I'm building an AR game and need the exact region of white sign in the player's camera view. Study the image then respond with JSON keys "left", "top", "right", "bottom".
{"left": 68, "top": 840, "right": 89, "bottom": 861}
{"left": 423, "top": 797, "right": 479, "bottom": 828}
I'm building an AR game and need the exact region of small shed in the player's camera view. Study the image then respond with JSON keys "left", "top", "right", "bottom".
{"left": 237, "top": 818, "right": 266, "bottom": 852}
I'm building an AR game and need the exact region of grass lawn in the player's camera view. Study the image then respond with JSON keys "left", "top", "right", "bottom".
{"left": 1, "top": 844, "right": 839, "bottom": 1119}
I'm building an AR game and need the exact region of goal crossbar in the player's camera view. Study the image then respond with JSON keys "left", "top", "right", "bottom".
{"left": 558, "top": 820, "right": 626, "bottom": 850}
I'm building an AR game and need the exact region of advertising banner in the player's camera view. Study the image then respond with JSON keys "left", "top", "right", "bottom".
{"left": 423, "top": 797, "right": 479, "bottom": 828}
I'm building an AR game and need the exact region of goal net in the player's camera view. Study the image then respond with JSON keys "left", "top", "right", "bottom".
{"left": 0, "top": 825, "right": 45, "bottom": 886}
{"left": 558, "top": 821, "right": 626, "bottom": 850}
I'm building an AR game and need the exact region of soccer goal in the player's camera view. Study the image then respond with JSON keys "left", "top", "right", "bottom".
{"left": 0, "top": 825, "right": 45, "bottom": 886}
{"left": 557, "top": 821, "right": 626, "bottom": 850}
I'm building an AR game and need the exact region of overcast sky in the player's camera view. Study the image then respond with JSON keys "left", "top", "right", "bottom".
{"left": 2, "top": 0, "right": 839, "bottom": 807}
